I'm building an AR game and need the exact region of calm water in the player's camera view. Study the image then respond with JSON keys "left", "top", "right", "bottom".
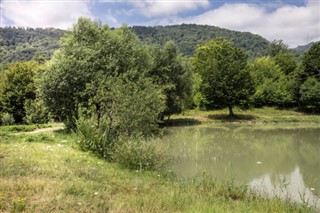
{"left": 163, "top": 124, "right": 320, "bottom": 208}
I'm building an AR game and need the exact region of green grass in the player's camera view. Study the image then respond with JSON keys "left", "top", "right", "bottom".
{"left": 0, "top": 124, "right": 315, "bottom": 212}
{"left": 170, "top": 107, "right": 320, "bottom": 125}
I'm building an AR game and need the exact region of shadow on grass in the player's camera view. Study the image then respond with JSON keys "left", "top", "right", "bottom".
{"left": 160, "top": 118, "right": 202, "bottom": 127}
{"left": 208, "top": 114, "right": 257, "bottom": 122}
{"left": 294, "top": 107, "right": 320, "bottom": 115}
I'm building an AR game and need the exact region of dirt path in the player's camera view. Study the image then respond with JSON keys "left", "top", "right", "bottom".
{"left": 14, "top": 126, "right": 64, "bottom": 135}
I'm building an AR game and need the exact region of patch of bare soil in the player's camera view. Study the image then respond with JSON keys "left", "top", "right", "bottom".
{"left": 14, "top": 126, "right": 64, "bottom": 135}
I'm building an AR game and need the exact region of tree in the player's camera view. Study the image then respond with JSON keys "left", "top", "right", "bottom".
{"left": 193, "top": 38, "right": 254, "bottom": 116}
{"left": 301, "top": 42, "right": 320, "bottom": 80}
{"left": 248, "top": 57, "right": 294, "bottom": 107}
{"left": 0, "top": 61, "right": 39, "bottom": 123}
{"left": 299, "top": 78, "right": 320, "bottom": 111}
{"left": 148, "top": 41, "right": 192, "bottom": 119}
{"left": 297, "top": 42, "right": 320, "bottom": 109}
{"left": 39, "top": 17, "right": 163, "bottom": 129}
{"left": 267, "top": 40, "right": 289, "bottom": 57}
{"left": 273, "top": 53, "right": 297, "bottom": 75}
{"left": 24, "top": 98, "right": 51, "bottom": 124}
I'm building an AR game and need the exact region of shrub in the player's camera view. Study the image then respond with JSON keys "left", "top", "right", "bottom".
{"left": 113, "top": 138, "right": 170, "bottom": 171}
{"left": 76, "top": 114, "right": 170, "bottom": 171}
{"left": 1, "top": 112, "right": 15, "bottom": 125}
{"left": 24, "top": 99, "right": 51, "bottom": 124}
{"left": 75, "top": 116, "right": 116, "bottom": 160}
{"left": 299, "top": 77, "right": 320, "bottom": 111}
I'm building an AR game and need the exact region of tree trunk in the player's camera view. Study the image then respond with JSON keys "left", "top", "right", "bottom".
{"left": 228, "top": 106, "right": 234, "bottom": 117}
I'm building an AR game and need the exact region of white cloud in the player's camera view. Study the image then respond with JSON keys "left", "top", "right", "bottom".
{"left": 177, "top": 1, "right": 320, "bottom": 47}
{"left": 130, "top": 0, "right": 210, "bottom": 17}
{"left": 2, "top": 0, "right": 93, "bottom": 29}
{"left": 105, "top": 9, "right": 118, "bottom": 25}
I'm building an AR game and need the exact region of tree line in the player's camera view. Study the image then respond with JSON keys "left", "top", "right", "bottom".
{"left": 0, "top": 17, "right": 319, "bottom": 128}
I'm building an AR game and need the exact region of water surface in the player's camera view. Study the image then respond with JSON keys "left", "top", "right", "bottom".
{"left": 164, "top": 124, "right": 320, "bottom": 208}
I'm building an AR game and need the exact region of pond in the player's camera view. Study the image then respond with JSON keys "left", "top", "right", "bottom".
{"left": 164, "top": 124, "right": 320, "bottom": 208}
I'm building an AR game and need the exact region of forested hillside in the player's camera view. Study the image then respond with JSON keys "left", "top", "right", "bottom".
{"left": 0, "top": 27, "right": 64, "bottom": 63}
{"left": 293, "top": 42, "right": 316, "bottom": 53}
{"left": 1, "top": 24, "right": 269, "bottom": 64}
{"left": 0, "top": 24, "right": 315, "bottom": 66}
{"left": 132, "top": 24, "right": 270, "bottom": 58}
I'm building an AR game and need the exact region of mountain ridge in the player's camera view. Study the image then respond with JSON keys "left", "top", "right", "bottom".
{"left": 0, "top": 24, "right": 315, "bottom": 65}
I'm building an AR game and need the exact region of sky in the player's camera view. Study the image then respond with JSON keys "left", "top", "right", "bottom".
{"left": 0, "top": 0, "right": 319, "bottom": 47}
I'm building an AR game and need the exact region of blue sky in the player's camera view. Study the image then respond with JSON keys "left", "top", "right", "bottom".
{"left": 1, "top": 0, "right": 319, "bottom": 47}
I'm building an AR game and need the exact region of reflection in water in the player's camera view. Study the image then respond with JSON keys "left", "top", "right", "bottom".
{"left": 250, "top": 166, "right": 320, "bottom": 209}
{"left": 164, "top": 124, "right": 320, "bottom": 208}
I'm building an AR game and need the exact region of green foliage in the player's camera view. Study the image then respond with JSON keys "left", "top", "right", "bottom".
{"left": 192, "top": 72, "right": 207, "bottom": 109}
{"left": 273, "top": 53, "right": 297, "bottom": 75}
{"left": 301, "top": 42, "right": 320, "bottom": 80}
{"left": 39, "top": 18, "right": 153, "bottom": 129}
{"left": 193, "top": 38, "right": 254, "bottom": 116}
{"left": 0, "top": 27, "right": 64, "bottom": 64}
{"left": 132, "top": 24, "right": 269, "bottom": 58}
{"left": 11, "top": 197, "right": 26, "bottom": 212}
{"left": 76, "top": 74, "right": 165, "bottom": 160}
{"left": 0, "top": 61, "right": 39, "bottom": 123}
{"left": 114, "top": 138, "right": 170, "bottom": 171}
{"left": 76, "top": 116, "right": 115, "bottom": 160}
{"left": 267, "top": 40, "right": 289, "bottom": 57}
{"left": 249, "top": 57, "right": 294, "bottom": 106}
{"left": 1, "top": 112, "right": 15, "bottom": 125}
{"left": 299, "top": 78, "right": 320, "bottom": 111}
{"left": 294, "top": 42, "right": 320, "bottom": 109}
{"left": 23, "top": 98, "right": 51, "bottom": 124}
{"left": 92, "top": 75, "right": 165, "bottom": 137}
{"left": 149, "top": 41, "right": 193, "bottom": 119}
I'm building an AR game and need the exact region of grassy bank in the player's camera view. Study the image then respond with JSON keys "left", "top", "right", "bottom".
{"left": 168, "top": 107, "right": 320, "bottom": 125}
{"left": 0, "top": 124, "right": 315, "bottom": 212}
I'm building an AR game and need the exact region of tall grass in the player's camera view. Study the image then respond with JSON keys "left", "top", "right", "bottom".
{"left": 114, "top": 137, "right": 171, "bottom": 171}
{"left": 75, "top": 116, "right": 169, "bottom": 171}
{"left": 76, "top": 116, "right": 115, "bottom": 160}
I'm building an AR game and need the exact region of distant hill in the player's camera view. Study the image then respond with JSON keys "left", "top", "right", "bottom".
{"left": 0, "top": 27, "right": 64, "bottom": 63}
{"left": 131, "top": 24, "right": 270, "bottom": 58}
{"left": 293, "top": 41, "right": 318, "bottom": 53}
{"left": 1, "top": 24, "right": 314, "bottom": 66}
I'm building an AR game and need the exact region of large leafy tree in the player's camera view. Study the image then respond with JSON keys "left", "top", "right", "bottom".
{"left": 273, "top": 53, "right": 297, "bottom": 75}
{"left": 193, "top": 38, "right": 254, "bottom": 116}
{"left": 299, "top": 78, "right": 320, "bottom": 111}
{"left": 248, "top": 57, "right": 294, "bottom": 107}
{"left": 267, "top": 40, "right": 289, "bottom": 57}
{"left": 0, "top": 61, "right": 39, "bottom": 123}
{"left": 39, "top": 17, "right": 163, "bottom": 129}
{"left": 301, "top": 42, "right": 320, "bottom": 80}
{"left": 148, "top": 41, "right": 192, "bottom": 119}
{"left": 297, "top": 42, "right": 320, "bottom": 109}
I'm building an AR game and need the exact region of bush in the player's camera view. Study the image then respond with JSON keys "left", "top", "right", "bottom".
{"left": 299, "top": 77, "right": 320, "bottom": 111}
{"left": 24, "top": 99, "right": 51, "bottom": 124}
{"left": 1, "top": 112, "right": 15, "bottom": 125}
{"left": 114, "top": 138, "right": 170, "bottom": 171}
{"left": 75, "top": 116, "right": 116, "bottom": 160}
{"left": 75, "top": 114, "right": 170, "bottom": 171}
